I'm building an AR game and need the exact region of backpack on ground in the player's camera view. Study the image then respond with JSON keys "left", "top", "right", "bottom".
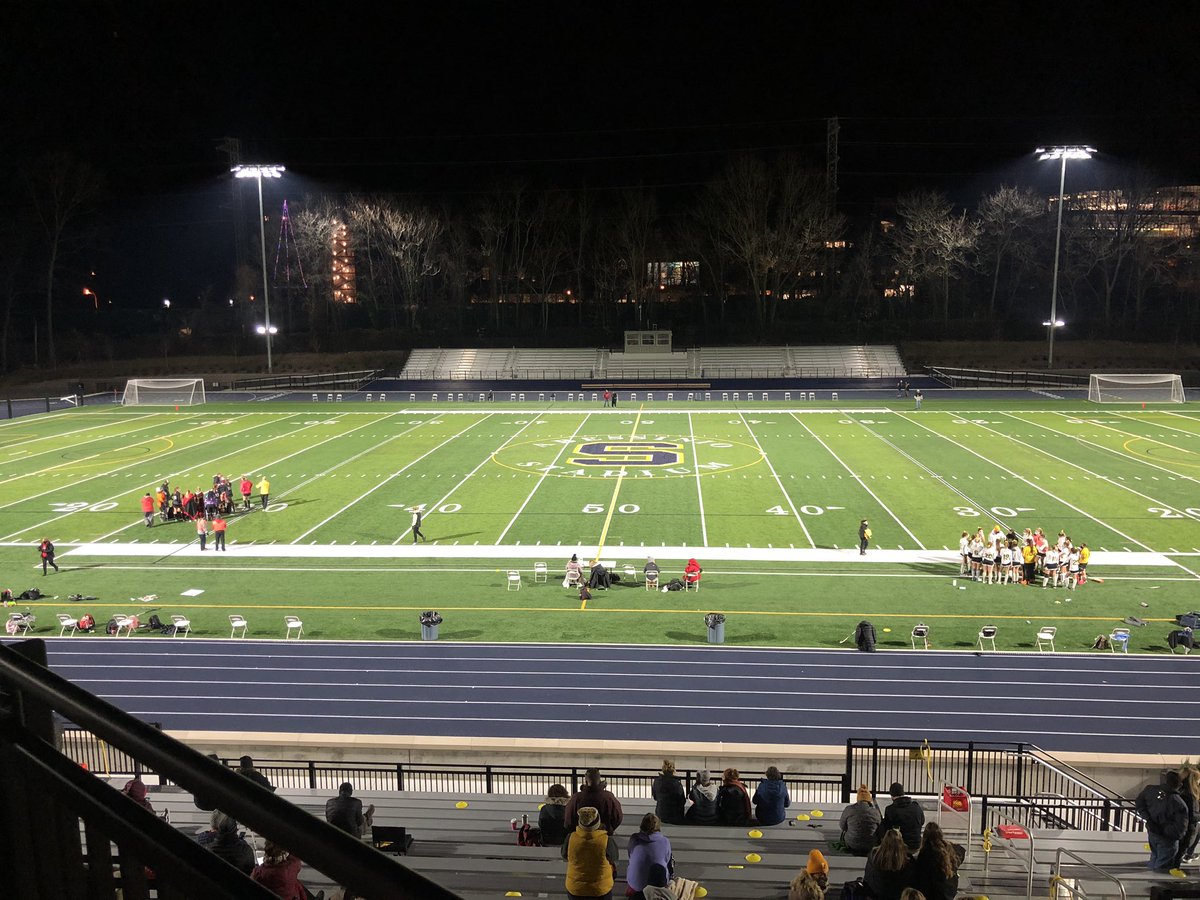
{"left": 18, "top": 588, "right": 42, "bottom": 601}
{"left": 840, "top": 877, "right": 873, "bottom": 900}
{"left": 664, "top": 578, "right": 686, "bottom": 592}
{"left": 105, "top": 618, "right": 118, "bottom": 635}
{"left": 78, "top": 614, "right": 95, "bottom": 632}
{"left": 1091, "top": 635, "right": 1109, "bottom": 650}
{"left": 517, "top": 823, "right": 542, "bottom": 846}
{"left": 161, "top": 625, "right": 176, "bottom": 636}
{"left": 148, "top": 614, "right": 164, "bottom": 630}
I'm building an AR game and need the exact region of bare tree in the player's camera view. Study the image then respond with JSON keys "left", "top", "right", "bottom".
{"left": 609, "top": 188, "right": 658, "bottom": 326}
{"left": 892, "top": 190, "right": 979, "bottom": 325}
{"left": 291, "top": 199, "right": 342, "bottom": 350}
{"left": 25, "top": 152, "right": 103, "bottom": 368}
{"left": 977, "top": 185, "right": 1045, "bottom": 316}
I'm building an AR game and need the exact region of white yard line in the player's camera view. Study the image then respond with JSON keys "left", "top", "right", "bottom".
{"left": 791, "top": 413, "right": 924, "bottom": 549}
{"left": 0, "top": 412, "right": 177, "bottom": 459}
{"left": 493, "top": 416, "right": 592, "bottom": 545}
{"left": 1110, "top": 411, "right": 1200, "bottom": 439}
{"left": 276, "top": 414, "right": 419, "bottom": 502}
{"left": 738, "top": 412, "right": 814, "bottom": 548}
{"left": 1163, "top": 410, "right": 1200, "bottom": 429}
{"left": 290, "top": 415, "right": 492, "bottom": 545}
{"left": 1002, "top": 412, "right": 1200, "bottom": 489}
{"left": 688, "top": 412, "right": 709, "bottom": 547}
{"left": 1045, "top": 412, "right": 1200, "bottom": 486}
{"left": 895, "top": 412, "right": 1157, "bottom": 552}
{"left": 0, "top": 414, "right": 309, "bottom": 541}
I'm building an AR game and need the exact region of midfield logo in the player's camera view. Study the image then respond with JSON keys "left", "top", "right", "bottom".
{"left": 568, "top": 441, "right": 683, "bottom": 467}
{"left": 492, "top": 435, "right": 763, "bottom": 479}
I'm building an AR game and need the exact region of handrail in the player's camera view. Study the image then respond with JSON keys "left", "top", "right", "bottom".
{"left": 0, "top": 641, "right": 460, "bottom": 899}
{"left": 989, "top": 809, "right": 1036, "bottom": 900}
{"left": 1051, "top": 847, "right": 1127, "bottom": 900}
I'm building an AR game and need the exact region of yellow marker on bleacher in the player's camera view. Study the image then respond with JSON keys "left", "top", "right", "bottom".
{"left": 810, "top": 809, "right": 824, "bottom": 818}
{"left": 796, "top": 814, "right": 810, "bottom": 821}
{"left": 504, "top": 893, "right": 521, "bottom": 897}
{"left": 745, "top": 853, "right": 761, "bottom": 863}
{"left": 747, "top": 829, "right": 762, "bottom": 838}
{"left": 455, "top": 801, "right": 469, "bottom": 809}
{"left": 695, "top": 889, "right": 708, "bottom": 899}
{"left": 727, "top": 865, "right": 744, "bottom": 869}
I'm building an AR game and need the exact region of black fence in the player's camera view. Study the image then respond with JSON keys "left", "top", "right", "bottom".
{"left": 926, "top": 365, "right": 1090, "bottom": 388}
{"left": 0, "top": 641, "right": 461, "bottom": 900}
{"left": 228, "top": 369, "right": 381, "bottom": 391}
{"left": 845, "top": 738, "right": 1145, "bottom": 833}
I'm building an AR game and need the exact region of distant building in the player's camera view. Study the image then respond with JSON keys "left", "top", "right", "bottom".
{"left": 1052, "top": 185, "right": 1200, "bottom": 240}
{"left": 331, "top": 220, "right": 356, "bottom": 304}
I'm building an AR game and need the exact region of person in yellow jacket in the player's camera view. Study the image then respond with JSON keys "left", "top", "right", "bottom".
{"left": 1021, "top": 539, "right": 1037, "bottom": 585}
{"left": 858, "top": 519, "right": 872, "bottom": 556}
{"left": 1078, "top": 543, "right": 1091, "bottom": 584}
{"left": 257, "top": 476, "right": 271, "bottom": 510}
{"left": 561, "top": 806, "right": 618, "bottom": 899}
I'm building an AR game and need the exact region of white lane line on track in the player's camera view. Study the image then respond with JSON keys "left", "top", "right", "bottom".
{"left": 291, "top": 415, "right": 493, "bottom": 544}
{"left": 738, "top": 412, "right": 813, "bottom": 548}
{"left": 791, "top": 413, "right": 924, "bottom": 549}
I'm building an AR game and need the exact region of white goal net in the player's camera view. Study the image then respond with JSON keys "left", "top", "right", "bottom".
{"left": 1088, "top": 373, "right": 1185, "bottom": 404}
{"left": 120, "top": 378, "right": 206, "bottom": 406}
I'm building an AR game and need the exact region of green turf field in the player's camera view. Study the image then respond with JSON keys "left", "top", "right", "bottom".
{"left": 2, "top": 398, "right": 1198, "bottom": 652}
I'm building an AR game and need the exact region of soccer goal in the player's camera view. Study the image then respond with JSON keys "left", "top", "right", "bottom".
{"left": 1088, "top": 373, "right": 1185, "bottom": 404}
{"left": 120, "top": 378, "right": 207, "bottom": 406}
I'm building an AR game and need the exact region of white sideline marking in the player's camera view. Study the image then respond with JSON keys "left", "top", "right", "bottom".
{"left": 51, "top": 542, "right": 1174, "bottom": 566}
{"left": 688, "top": 411, "right": 708, "bottom": 547}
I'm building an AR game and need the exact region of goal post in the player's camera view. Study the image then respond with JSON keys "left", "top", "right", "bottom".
{"left": 1088, "top": 373, "right": 1185, "bottom": 404}
{"left": 120, "top": 378, "right": 207, "bottom": 406}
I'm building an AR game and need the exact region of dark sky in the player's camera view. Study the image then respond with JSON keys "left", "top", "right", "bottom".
{"left": 4, "top": 1, "right": 1198, "bottom": 306}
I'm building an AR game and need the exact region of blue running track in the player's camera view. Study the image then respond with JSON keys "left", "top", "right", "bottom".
{"left": 41, "top": 640, "right": 1199, "bottom": 756}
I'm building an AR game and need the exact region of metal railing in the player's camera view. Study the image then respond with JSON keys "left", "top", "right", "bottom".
{"left": 1050, "top": 847, "right": 1127, "bottom": 900}
{"left": 0, "top": 641, "right": 461, "bottom": 900}
{"left": 845, "top": 739, "right": 1144, "bottom": 833}
{"left": 926, "top": 366, "right": 1089, "bottom": 388}
{"left": 229, "top": 369, "right": 382, "bottom": 391}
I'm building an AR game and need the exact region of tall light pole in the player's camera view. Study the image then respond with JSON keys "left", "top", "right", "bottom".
{"left": 232, "top": 164, "right": 285, "bottom": 373}
{"left": 1035, "top": 145, "right": 1094, "bottom": 369}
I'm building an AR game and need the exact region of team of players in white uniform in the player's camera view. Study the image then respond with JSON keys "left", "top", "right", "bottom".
{"left": 959, "top": 525, "right": 1091, "bottom": 590}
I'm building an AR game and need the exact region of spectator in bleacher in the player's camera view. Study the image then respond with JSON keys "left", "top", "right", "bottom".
{"left": 685, "top": 769, "right": 719, "bottom": 825}
{"left": 715, "top": 767, "right": 752, "bottom": 826}
{"left": 788, "top": 871, "right": 825, "bottom": 900}
{"left": 642, "top": 863, "right": 679, "bottom": 900}
{"left": 864, "top": 828, "right": 915, "bottom": 900}
{"left": 1136, "top": 770, "right": 1189, "bottom": 872}
{"left": 251, "top": 839, "right": 324, "bottom": 900}
{"left": 121, "top": 776, "right": 155, "bottom": 813}
{"left": 912, "top": 822, "right": 964, "bottom": 900}
{"left": 752, "top": 766, "right": 791, "bottom": 826}
{"left": 839, "top": 784, "right": 882, "bottom": 855}
{"left": 899, "top": 891, "right": 927, "bottom": 900}
{"left": 206, "top": 815, "right": 255, "bottom": 876}
{"left": 626, "top": 812, "right": 673, "bottom": 898}
{"left": 325, "top": 782, "right": 374, "bottom": 838}
{"left": 803, "top": 849, "right": 829, "bottom": 891}
{"left": 562, "top": 806, "right": 618, "bottom": 900}
{"left": 566, "top": 768, "right": 624, "bottom": 834}
{"left": 651, "top": 760, "right": 686, "bottom": 826}
{"left": 1179, "top": 765, "right": 1200, "bottom": 865}
{"left": 236, "top": 755, "right": 276, "bottom": 792}
{"left": 539, "top": 783, "right": 571, "bottom": 846}
{"left": 876, "top": 782, "right": 924, "bottom": 850}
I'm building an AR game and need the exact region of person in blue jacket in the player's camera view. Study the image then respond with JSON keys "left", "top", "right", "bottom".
{"left": 752, "top": 766, "right": 791, "bottom": 826}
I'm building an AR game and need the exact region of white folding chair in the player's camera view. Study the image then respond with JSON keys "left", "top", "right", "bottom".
{"left": 977, "top": 625, "right": 997, "bottom": 652}
{"left": 229, "top": 614, "right": 248, "bottom": 639}
{"left": 533, "top": 562, "right": 548, "bottom": 583}
{"left": 911, "top": 623, "right": 930, "bottom": 650}
{"left": 1108, "top": 627, "right": 1130, "bottom": 653}
{"left": 7, "top": 613, "right": 35, "bottom": 637}
{"left": 1036, "top": 625, "right": 1057, "bottom": 653}
{"left": 57, "top": 613, "right": 79, "bottom": 637}
{"left": 685, "top": 575, "right": 701, "bottom": 592}
{"left": 506, "top": 570, "right": 522, "bottom": 591}
{"left": 284, "top": 615, "right": 304, "bottom": 639}
{"left": 645, "top": 571, "right": 659, "bottom": 592}
{"left": 170, "top": 614, "right": 191, "bottom": 638}
{"left": 114, "top": 615, "right": 135, "bottom": 638}
{"left": 623, "top": 564, "right": 638, "bottom": 585}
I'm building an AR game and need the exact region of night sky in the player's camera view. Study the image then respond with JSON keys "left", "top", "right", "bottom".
{"left": 4, "top": 1, "right": 1198, "bottom": 308}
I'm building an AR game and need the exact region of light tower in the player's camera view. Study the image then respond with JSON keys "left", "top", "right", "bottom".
{"left": 1036, "top": 146, "right": 1095, "bottom": 369}
{"left": 232, "top": 164, "right": 285, "bottom": 373}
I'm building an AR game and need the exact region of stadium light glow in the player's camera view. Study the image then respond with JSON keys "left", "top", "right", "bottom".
{"left": 1036, "top": 145, "right": 1095, "bottom": 368}
{"left": 231, "top": 164, "right": 285, "bottom": 372}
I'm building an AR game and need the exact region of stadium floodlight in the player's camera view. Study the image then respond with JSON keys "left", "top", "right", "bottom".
{"left": 1036, "top": 145, "right": 1095, "bottom": 369}
{"left": 231, "top": 163, "right": 286, "bottom": 373}
{"left": 255, "top": 324, "right": 278, "bottom": 335}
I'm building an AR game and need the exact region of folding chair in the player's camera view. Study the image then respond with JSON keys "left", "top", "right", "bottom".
{"left": 623, "top": 564, "right": 638, "bottom": 585}
{"left": 1108, "top": 627, "right": 1130, "bottom": 653}
{"left": 7, "top": 613, "right": 35, "bottom": 637}
{"left": 284, "top": 615, "right": 304, "bottom": 639}
{"left": 1036, "top": 625, "right": 1057, "bottom": 653}
{"left": 645, "top": 571, "right": 659, "bottom": 591}
{"left": 170, "top": 614, "right": 191, "bottom": 638}
{"left": 229, "top": 614, "right": 248, "bottom": 639}
{"left": 533, "top": 562, "right": 548, "bottom": 583}
{"left": 57, "top": 613, "right": 79, "bottom": 637}
{"left": 911, "top": 623, "right": 930, "bottom": 650}
{"left": 977, "top": 625, "right": 997, "bottom": 652}
{"left": 506, "top": 570, "right": 522, "bottom": 591}
{"left": 114, "top": 615, "right": 135, "bottom": 638}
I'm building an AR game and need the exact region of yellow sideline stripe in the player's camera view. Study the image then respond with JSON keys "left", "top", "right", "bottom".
{"left": 594, "top": 405, "right": 644, "bottom": 557}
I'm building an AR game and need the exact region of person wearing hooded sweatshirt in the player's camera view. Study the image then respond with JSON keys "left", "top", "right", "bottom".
{"left": 864, "top": 828, "right": 915, "bottom": 900}
{"left": 716, "top": 767, "right": 752, "bottom": 826}
{"left": 912, "top": 821, "right": 965, "bottom": 900}
{"left": 840, "top": 784, "right": 882, "bottom": 855}
{"left": 683, "top": 558, "right": 702, "bottom": 589}
{"left": 685, "top": 769, "right": 718, "bottom": 825}
{"left": 121, "top": 776, "right": 154, "bottom": 813}
{"left": 626, "top": 813, "right": 673, "bottom": 898}
{"left": 565, "top": 768, "right": 624, "bottom": 835}
{"left": 539, "top": 783, "right": 571, "bottom": 846}
{"left": 206, "top": 816, "right": 256, "bottom": 876}
{"left": 652, "top": 760, "right": 686, "bottom": 826}
{"left": 876, "top": 782, "right": 925, "bottom": 851}
{"left": 562, "top": 806, "right": 618, "bottom": 899}
{"left": 752, "top": 766, "right": 791, "bottom": 826}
